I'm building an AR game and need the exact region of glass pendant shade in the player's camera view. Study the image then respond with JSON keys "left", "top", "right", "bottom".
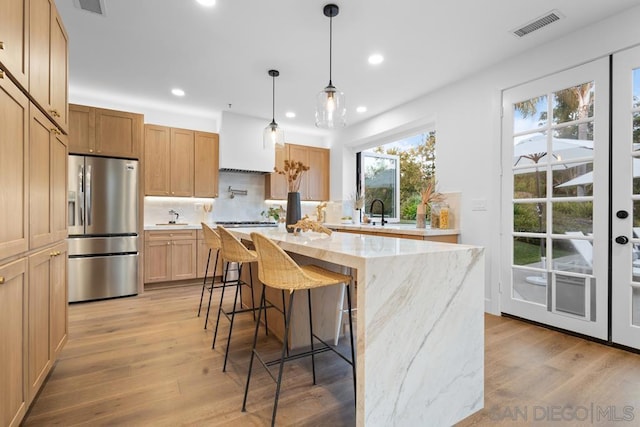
{"left": 315, "top": 83, "right": 346, "bottom": 128}
{"left": 263, "top": 120, "right": 284, "bottom": 148}
{"left": 264, "top": 69, "right": 284, "bottom": 149}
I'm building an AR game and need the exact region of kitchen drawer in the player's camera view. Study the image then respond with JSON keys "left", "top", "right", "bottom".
{"left": 145, "top": 230, "right": 196, "bottom": 241}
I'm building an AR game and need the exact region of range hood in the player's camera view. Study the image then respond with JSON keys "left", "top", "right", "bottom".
{"left": 219, "top": 111, "right": 275, "bottom": 173}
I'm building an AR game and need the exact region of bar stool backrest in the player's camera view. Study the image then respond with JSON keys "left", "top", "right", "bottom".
{"left": 201, "top": 223, "right": 222, "bottom": 250}
{"left": 217, "top": 226, "right": 257, "bottom": 263}
{"left": 250, "top": 232, "right": 324, "bottom": 291}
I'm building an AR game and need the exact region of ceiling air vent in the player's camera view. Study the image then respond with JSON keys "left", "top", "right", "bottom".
{"left": 73, "top": 0, "right": 106, "bottom": 16}
{"left": 512, "top": 10, "right": 563, "bottom": 37}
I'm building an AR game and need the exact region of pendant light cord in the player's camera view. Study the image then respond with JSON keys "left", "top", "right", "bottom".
{"left": 272, "top": 74, "right": 276, "bottom": 122}
{"left": 328, "top": 15, "right": 333, "bottom": 85}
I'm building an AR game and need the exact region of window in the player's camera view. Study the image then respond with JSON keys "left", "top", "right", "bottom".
{"left": 358, "top": 131, "right": 436, "bottom": 223}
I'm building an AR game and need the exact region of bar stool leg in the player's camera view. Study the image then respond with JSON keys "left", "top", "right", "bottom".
{"left": 346, "top": 282, "right": 357, "bottom": 404}
{"left": 203, "top": 250, "right": 219, "bottom": 329}
{"left": 272, "top": 291, "right": 295, "bottom": 427}
{"left": 197, "top": 248, "right": 211, "bottom": 317}
{"left": 242, "top": 285, "right": 267, "bottom": 412}
{"left": 248, "top": 263, "right": 257, "bottom": 321}
{"left": 307, "top": 289, "right": 317, "bottom": 385}
{"left": 223, "top": 263, "right": 244, "bottom": 372}
{"left": 282, "top": 290, "right": 289, "bottom": 357}
{"left": 212, "top": 261, "right": 230, "bottom": 349}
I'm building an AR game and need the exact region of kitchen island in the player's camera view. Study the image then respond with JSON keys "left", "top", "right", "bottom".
{"left": 229, "top": 227, "right": 484, "bottom": 426}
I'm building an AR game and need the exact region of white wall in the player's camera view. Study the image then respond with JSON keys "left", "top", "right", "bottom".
{"left": 330, "top": 6, "right": 640, "bottom": 314}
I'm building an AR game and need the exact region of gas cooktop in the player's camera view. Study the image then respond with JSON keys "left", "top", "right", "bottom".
{"left": 215, "top": 221, "right": 277, "bottom": 228}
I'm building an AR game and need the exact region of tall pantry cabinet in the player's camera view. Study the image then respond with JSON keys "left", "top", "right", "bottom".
{"left": 0, "top": 0, "right": 69, "bottom": 425}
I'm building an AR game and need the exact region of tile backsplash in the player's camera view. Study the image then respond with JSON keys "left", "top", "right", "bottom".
{"left": 144, "top": 172, "right": 323, "bottom": 225}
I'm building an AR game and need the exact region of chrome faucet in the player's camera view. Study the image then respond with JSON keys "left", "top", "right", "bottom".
{"left": 169, "top": 209, "right": 179, "bottom": 224}
{"left": 369, "top": 199, "right": 387, "bottom": 226}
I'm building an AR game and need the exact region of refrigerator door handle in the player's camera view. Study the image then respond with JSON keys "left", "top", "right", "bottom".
{"left": 86, "top": 164, "right": 92, "bottom": 226}
{"left": 78, "top": 164, "right": 84, "bottom": 226}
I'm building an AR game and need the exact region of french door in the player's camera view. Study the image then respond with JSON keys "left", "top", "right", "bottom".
{"left": 501, "top": 57, "right": 610, "bottom": 341}
{"left": 502, "top": 47, "right": 640, "bottom": 350}
{"left": 611, "top": 45, "right": 640, "bottom": 349}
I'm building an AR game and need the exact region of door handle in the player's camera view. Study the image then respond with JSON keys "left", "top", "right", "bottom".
{"left": 616, "top": 210, "right": 629, "bottom": 219}
{"left": 615, "top": 236, "right": 629, "bottom": 245}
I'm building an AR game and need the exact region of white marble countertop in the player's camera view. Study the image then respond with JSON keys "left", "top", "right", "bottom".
{"left": 228, "top": 226, "right": 485, "bottom": 426}
{"left": 323, "top": 222, "right": 459, "bottom": 237}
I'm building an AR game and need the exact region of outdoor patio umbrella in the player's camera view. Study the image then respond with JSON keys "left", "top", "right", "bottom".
{"left": 556, "top": 158, "right": 640, "bottom": 188}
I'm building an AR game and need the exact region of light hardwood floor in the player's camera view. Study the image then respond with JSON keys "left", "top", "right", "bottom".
{"left": 23, "top": 285, "right": 640, "bottom": 426}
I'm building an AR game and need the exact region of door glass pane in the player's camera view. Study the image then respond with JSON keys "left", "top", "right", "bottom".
{"left": 514, "top": 168, "right": 546, "bottom": 199}
{"left": 633, "top": 157, "right": 640, "bottom": 195}
{"left": 514, "top": 203, "right": 546, "bottom": 233}
{"left": 552, "top": 201, "right": 593, "bottom": 235}
{"left": 552, "top": 82, "right": 595, "bottom": 124}
{"left": 514, "top": 95, "right": 548, "bottom": 132}
{"left": 552, "top": 124, "right": 595, "bottom": 148}
{"left": 513, "top": 236, "right": 546, "bottom": 266}
{"left": 553, "top": 162, "right": 593, "bottom": 197}
{"left": 552, "top": 237, "right": 592, "bottom": 274}
{"left": 514, "top": 132, "right": 550, "bottom": 167}
{"left": 512, "top": 267, "right": 547, "bottom": 305}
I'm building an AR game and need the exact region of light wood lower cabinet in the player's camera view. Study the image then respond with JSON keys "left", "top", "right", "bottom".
{"left": 0, "top": 258, "right": 28, "bottom": 427}
{"left": 335, "top": 228, "right": 459, "bottom": 243}
{"left": 26, "top": 241, "right": 67, "bottom": 402}
{"left": 144, "top": 230, "right": 197, "bottom": 283}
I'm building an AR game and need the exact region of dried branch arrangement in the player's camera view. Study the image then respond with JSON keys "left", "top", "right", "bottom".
{"left": 287, "top": 215, "right": 332, "bottom": 236}
{"left": 274, "top": 160, "right": 310, "bottom": 193}
{"left": 420, "top": 179, "right": 444, "bottom": 205}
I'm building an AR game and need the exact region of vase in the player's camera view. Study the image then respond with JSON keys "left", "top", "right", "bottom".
{"left": 286, "top": 192, "right": 301, "bottom": 233}
{"left": 416, "top": 203, "right": 426, "bottom": 228}
{"left": 352, "top": 208, "right": 361, "bottom": 224}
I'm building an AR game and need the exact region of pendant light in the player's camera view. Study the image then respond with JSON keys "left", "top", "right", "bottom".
{"left": 263, "top": 69, "right": 285, "bottom": 149}
{"left": 315, "top": 3, "right": 346, "bottom": 128}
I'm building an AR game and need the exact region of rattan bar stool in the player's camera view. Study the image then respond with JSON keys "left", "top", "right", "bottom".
{"left": 213, "top": 226, "right": 266, "bottom": 372}
{"left": 242, "top": 232, "right": 356, "bottom": 426}
{"left": 197, "top": 223, "right": 222, "bottom": 329}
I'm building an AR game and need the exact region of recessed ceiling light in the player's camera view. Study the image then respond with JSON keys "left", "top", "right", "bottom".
{"left": 171, "top": 88, "right": 185, "bottom": 97}
{"left": 196, "top": 0, "right": 216, "bottom": 7}
{"left": 285, "top": 112, "right": 296, "bottom": 118}
{"left": 356, "top": 106, "right": 367, "bottom": 113}
{"left": 368, "top": 54, "right": 384, "bottom": 65}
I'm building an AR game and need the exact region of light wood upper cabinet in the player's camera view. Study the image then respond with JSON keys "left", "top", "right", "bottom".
{"left": 265, "top": 143, "right": 288, "bottom": 200}
{"left": 95, "top": 108, "right": 142, "bottom": 158}
{"left": 29, "top": 0, "right": 68, "bottom": 133}
{"left": 68, "top": 104, "right": 95, "bottom": 154}
{"left": 194, "top": 131, "right": 219, "bottom": 198}
{"left": 170, "top": 128, "right": 194, "bottom": 197}
{"left": 0, "top": 75, "right": 29, "bottom": 263}
{"left": 0, "top": 0, "right": 30, "bottom": 89}
{"left": 145, "top": 125, "right": 219, "bottom": 197}
{"left": 29, "top": 105, "right": 68, "bottom": 250}
{"left": 0, "top": 258, "right": 28, "bottom": 427}
{"left": 306, "top": 147, "right": 330, "bottom": 201}
{"left": 68, "top": 104, "right": 143, "bottom": 159}
{"left": 144, "top": 124, "right": 171, "bottom": 196}
{"left": 266, "top": 143, "right": 330, "bottom": 201}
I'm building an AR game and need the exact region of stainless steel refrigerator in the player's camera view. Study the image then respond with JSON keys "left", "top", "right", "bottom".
{"left": 68, "top": 155, "right": 139, "bottom": 302}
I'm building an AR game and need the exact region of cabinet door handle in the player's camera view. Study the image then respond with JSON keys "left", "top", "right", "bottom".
{"left": 51, "top": 128, "right": 61, "bottom": 135}
{"left": 50, "top": 109, "right": 60, "bottom": 118}
{"left": 0, "top": 70, "right": 4, "bottom": 79}
{"left": 0, "top": 276, "right": 5, "bottom": 285}
{"left": 0, "top": 41, "right": 4, "bottom": 49}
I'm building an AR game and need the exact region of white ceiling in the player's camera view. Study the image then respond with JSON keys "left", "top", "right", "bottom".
{"left": 56, "top": 0, "right": 640, "bottom": 133}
